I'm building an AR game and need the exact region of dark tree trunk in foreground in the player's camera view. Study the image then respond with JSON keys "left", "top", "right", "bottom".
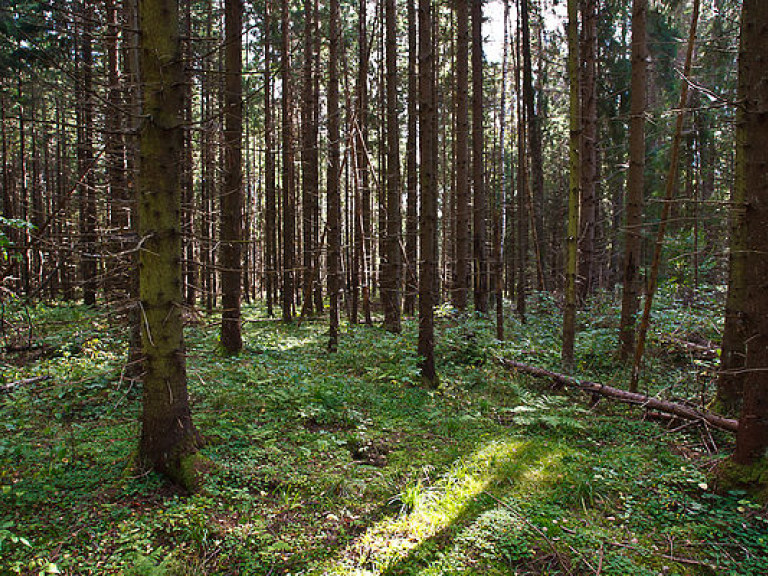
{"left": 327, "top": 0, "right": 341, "bottom": 352}
{"left": 419, "top": 0, "right": 437, "bottom": 386}
{"left": 138, "top": 0, "right": 201, "bottom": 488}
{"left": 264, "top": 1, "right": 276, "bottom": 317}
{"left": 471, "top": 0, "right": 488, "bottom": 313}
{"left": 618, "top": 0, "right": 648, "bottom": 362}
{"left": 220, "top": 0, "right": 243, "bottom": 354}
{"left": 382, "top": 0, "right": 401, "bottom": 333}
{"left": 453, "top": 0, "right": 470, "bottom": 312}
{"left": 733, "top": 0, "right": 768, "bottom": 470}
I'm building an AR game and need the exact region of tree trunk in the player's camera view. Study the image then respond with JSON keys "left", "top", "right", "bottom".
{"left": 471, "top": 0, "right": 488, "bottom": 313}
{"left": 618, "top": 0, "right": 648, "bottom": 361}
{"left": 264, "top": 0, "right": 276, "bottom": 317}
{"left": 220, "top": 0, "right": 243, "bottom": 354}
{"left": 453, "top": 0, "right": 470, "bottom": 312}
{"left": 404, "top": 0, "right": 418, "bottom": 317}
{"left": 630, "top": 0, "right": 700, "bottom": 393}
{"left": 327, "top": 0, "right": 341, "bottom": 352}
{"left": 281, "top": 0, "right": 295, "bottom": 323}
{"left": 562, "top": 0, "right": 581, "bottom": 372}
{"left": 577, "top": 0, "right": 598, "bottom": 302}
{"left": 301, "top": 0, "right": 318, "bottom": 318}
{"left": 419, "top": 0, "right": 438, "bottom": 387}
{"left": 382, "top": 0, "right": 401, "bottom": 333}
{"left": 138, "top": 0, "right": 201, "bottom": 489}
{"left": 733, "top": 0, "right": 768, "bottom": 469}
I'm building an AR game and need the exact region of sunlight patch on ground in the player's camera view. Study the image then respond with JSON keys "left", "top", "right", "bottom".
{"left": 313, "top": 438, "right": 568, "bottom": 575}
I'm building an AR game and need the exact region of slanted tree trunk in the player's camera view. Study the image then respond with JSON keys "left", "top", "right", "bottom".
{"left": 419, "top": 0, "right": 438, "bottom": 387}
{"left": 732, "top": 0, "right": 768, "bottom": 470}
{"left": 618, "top": 0, "right": 647, "bottom": 361}
{"left": 382, "top": 0, "right": 401, "bottom": 333}
{"left": 630, "top": 0, "right": 700, "bottom": 392}
{"left": 137, "top": 0, "right": 201, "bottom": 489}
{"left": 471, "top": 0, "right": 488, "bottom": 313}
{"left": 453, "top": 0, "right": 470, "bottom": 312}
{"left": 562, "top": 0, "right": 581, "bottom": 372}
{"left": 327, "top": 0, "right": 341, "bottom": 351}
{"left": 220, "top": 0, "right": 243, "bottom": 354}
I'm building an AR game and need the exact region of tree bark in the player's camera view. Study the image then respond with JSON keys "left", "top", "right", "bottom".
{"left": 281, "top": 0, "right": 295, "bottom": 323}
{"left": 419, "top": 0, "right": 438, "bottom": 387}
{"left": 562, "top": 0, "right": 581, "bottom": 372}
{"left": 382, "top": 0, "right": 401, "bottom": 333}
{"left": 471, "top": 0, "right": 488, "bottom": 313}
{"left": 733, "top": 0, "right": 768, "bottom": 468}
{"left": 327, "top": 0, "right": 341, "bottom": 351}
{"left": 618, "top": 0, "right": 648, "bottom": 362}
{"left": 138, "top": 0, "right": 201, "bottom": 488}
{"left": 453, "top": 0, "right": 470, "bottom": 312}
{"left": 403, "top": 0, "right": 418, "bottom": 317}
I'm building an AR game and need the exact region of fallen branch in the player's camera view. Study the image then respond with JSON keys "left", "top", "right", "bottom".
{"left": 1, "top": 375, "right": 51, "bottom": 394}
{"left": 658, "top": 334, "right": 719, "bottom": 359}
{"left": 499, "top": 358, "right": 738, "bottom": 433}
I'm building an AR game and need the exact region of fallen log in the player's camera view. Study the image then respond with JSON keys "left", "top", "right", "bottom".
{"left": 0, "top": 375, "right": 51, "bottom": 394}
{"left": 499, "top": 358, "right": 738, "bottom": 433}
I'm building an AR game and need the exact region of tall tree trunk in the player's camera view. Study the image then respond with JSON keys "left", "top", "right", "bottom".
{"left": 471, "top": 0, "right": 487, "bottom": 313}
{"left": 327, "top": 0, "right": 341, "bottom": 351}
{"left": 282, "top": 0, "right": 295, "bottom": 322}
{"left": 301, "top": 0, "right": 318, "bottom": 317}
{"left": 453, "top": 0, "right": 470, "bottom": 312}
{"left": 137, "top": 0, "right": 201, "bottom": 488}
{"left": 78, "top": 4, "right": 97, "bottom": 306}
{"left": 382, "top": 0, "right": 401, "bottom": 333}
{"left": 577, "top": 0, "right": 598, "bottom": 302}
{"left": 562, "top": 0, "right": 581, "bottom": 372}
{"left": 516, "top": 6, "right": 529, "bottom": 323}
{"left": 419, "top": 0, "right": 438, "bottom": 386}
{"left": 733, "top": 0, "right": 768, "bottom": 471}
{"left": 630, "top": 0, "right": 700, "bottom": 392}
{"left": 618, "top": 0, "right": 648, "bottom": 361}
{"left": 264, "top": 0, "right": 276, "bottom": 317}
{"left": 404, "top": 0, "right": 418, "bottom": 317}
{"left": 220, "top": 0, "right": 243, "bottom": 353}
{"left": 522, "top": 0, "right": 546, "bottom": 292}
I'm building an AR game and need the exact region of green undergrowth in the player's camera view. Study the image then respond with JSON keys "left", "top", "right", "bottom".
{"left": 1, "top": 289, "right": 765, "bottom": 575}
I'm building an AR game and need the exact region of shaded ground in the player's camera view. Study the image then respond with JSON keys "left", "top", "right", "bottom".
{"left": 1, "top": 293, "right": 766, "bottom": 575}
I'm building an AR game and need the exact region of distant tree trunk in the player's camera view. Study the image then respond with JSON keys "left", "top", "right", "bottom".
{"left": 419, "top": 0, "right": 438, "bottom": 386}
{"left": 264, "top": 0, "right": 276, "bottom": 317}
{"left": 220, "top": 0, "right": 243, "bottom": 354}
{"left": 403, "top": 0, "right": 418, "bottom": 317}
{"left": 453, "top": 0, "right": 470, "bottom": 312}
{"left": 137, "top": 0, "right": 201, "bottom": 488}
{"left": 562, "top": 0, "right": 581, "bottom": 372}
{"left": 357, "top": 0, "right": 373, "bottom": 326}
{"left": 78, "top": 5, "right": 97, "bottom": 306}
{"left": 471, "top": 0, "right": 488, "bottom": 313}
{"left": 382, "top": 0, "right": 401, "bottom": 333}
{"left": 516, "top": 7, "right": 529, "bottom": 323}
{"left": 630, "top": 0, "right": 700, "bottom": 392}
{"left": 733, "top": 0, "right": 768, "bottom": 470}
{"left": 618, "top": 0, "right": 647, "bottom": 361}
{"left": 182, "top": 0, "right": 196, "bottom": 306}
{"left": 496, "top": 0, "right": 510, "bottom": 341}
{"left": 577, "top": 0, "right": 598, "bottom": 302}
{"left": 281, "top": 0, "right": 295, "bottom": 323}
{"left": 327, "top": 0, "right": 341, "bottom": 351}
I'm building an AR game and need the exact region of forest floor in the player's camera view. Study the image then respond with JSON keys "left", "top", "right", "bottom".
{"left": 1, "top": 289, "right": 767, "bottom": 576}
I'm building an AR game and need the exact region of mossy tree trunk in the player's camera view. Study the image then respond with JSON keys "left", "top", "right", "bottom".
{"left": 733, "top": 0, "right": 768, "bottom": 469}
{"left": 138, "top": 0, "right": 201, "bottom": 488}
{"left": 562, "top": 0, "right": 581, "bottom": 372}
